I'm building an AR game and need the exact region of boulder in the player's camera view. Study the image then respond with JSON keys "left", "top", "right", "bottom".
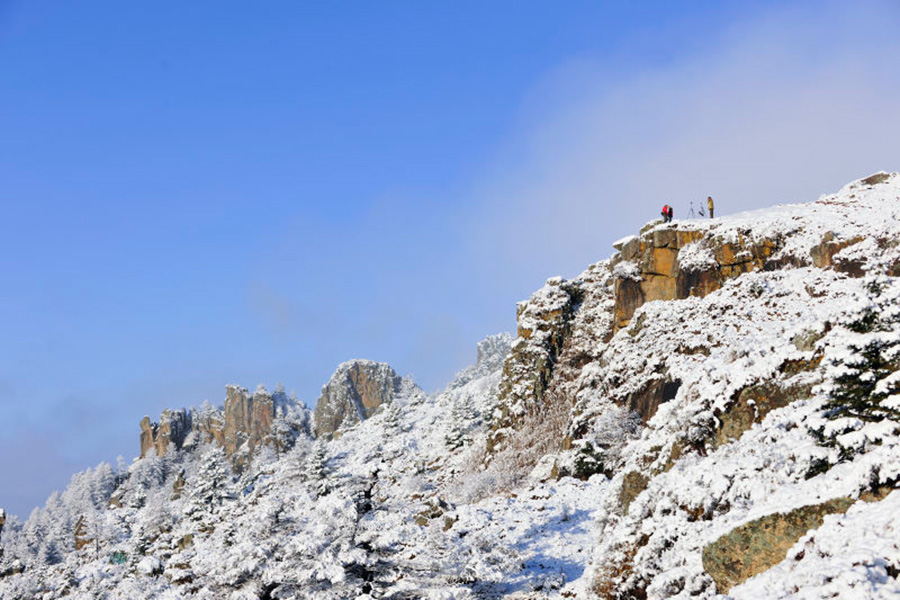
{"left": 702, "top": 497, "right": 855, "bottom": 593}
{"left": 713, "top": 380, "right": 814, "bottom": 449}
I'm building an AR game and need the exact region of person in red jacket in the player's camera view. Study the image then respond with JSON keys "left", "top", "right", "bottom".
{"left": 661, "top": 204, "right": 671, "bottom": 223}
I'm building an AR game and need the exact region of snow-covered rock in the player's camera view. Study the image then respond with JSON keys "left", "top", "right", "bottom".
{"left": 313, "top": 359, "right": 422, "bottom": 438}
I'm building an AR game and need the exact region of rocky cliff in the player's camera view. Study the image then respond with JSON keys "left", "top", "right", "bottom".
{"left": 140, "top": 409, "right": 192, "bottom": 458}
{"left": 492, "top": 172, "right": 900, "bottom": 448}
{"left": 138, "top": 359, "right": 417, "bottom": 460}
{"left": 139, "top": 384, "right": 310, "bottom": 463}
{"left": 313, "top": 359, "right": 422, "bottom": 438}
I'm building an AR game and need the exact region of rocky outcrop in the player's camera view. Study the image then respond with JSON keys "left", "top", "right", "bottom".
{"left": 702, "top": 497, "right": 855, "bottom": 593}
{"left": 313, "top": 360, "right": 409, "bottom": 438}
{"left": 140, "top": 385, "right": 309, "bottom": 463}
{"left": 222, "top": 385, "right": 275, "bottom": 457}
{"left": 618, "top": 471, "right": 650, "bottom": 514}
{"left": 74, "top": 515, "right": 92, "bottom": 552}
{"left": 713, "top": 380, "right": 815, "bottom": 449}
{"left": 612, "top": 227, "right": 779, "bottom": 329}
{"left": 491, "top": 264, "right": 614, "bottom": 450}
{"left": 140, "top": 409, "right": 192, "bottom": 458}
{"left": 493, "top": 278, "right": 582, "bottom": 432}
{"left": 623, "top": 377, "right": 682, "bottom": 424}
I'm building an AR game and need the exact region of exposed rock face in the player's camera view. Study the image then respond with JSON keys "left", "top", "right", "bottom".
{"left": 140, "top": 385, "right": 310, "bottom": 463}
{"left": 618, "top": 471, "right": 650, "bottom": 514}
{"left": 702, "top": 497, "right": 855, "bottom": 593}
{"left": 314, "top": 360, "right": 410, "bottom": 438}
{"left": 494, "top": 278, "right": 582, "bottom": 431}
{"left": 713, "top": 380, "right": 815, "bottom": 449}
{"left": 624, "top": 377, "right": 682, "bottom": 424}
{"left": 612, "top": 227, "right": 779, "bottom": 329}
{"left": 491, "top": 264, "right": 614, "bottom": 450}
{"left": 223, "top": 385, "right": 275, "bottom": 457}
{"left": 74, "top": 515, "right": 92, "bottom": 552}
{"left": 140, "top": 409, "right": 192, "bottom": 458}
{"left": 192, "top": 404, "right": 226, "bottom": 448}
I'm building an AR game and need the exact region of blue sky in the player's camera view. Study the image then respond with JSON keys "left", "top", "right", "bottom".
{"left": 2, "top": 1, "right": 899, "bottom": 517}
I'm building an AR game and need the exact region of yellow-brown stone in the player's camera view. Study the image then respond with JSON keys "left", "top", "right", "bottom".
{"left": 703, "top": 497, "right": 856, "bottom": 593}
{"left": 611, "top": 227, "right": 786, "bottom": 330}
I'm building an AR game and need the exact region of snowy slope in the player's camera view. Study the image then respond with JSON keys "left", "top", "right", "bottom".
{"left": 2, "top": 173, "right": 900, "bottom": 599}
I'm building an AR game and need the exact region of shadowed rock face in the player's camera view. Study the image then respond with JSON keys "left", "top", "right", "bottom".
{"left": 625, "top": 378, "right": 682, "bottom": 424}
{"left": 313, "top": 360, "right": 404, "bottom": 438}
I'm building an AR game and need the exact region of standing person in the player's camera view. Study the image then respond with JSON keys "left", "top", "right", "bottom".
{"left": 667, "top": 205, "right": 674, "bottom": 222}
{"left": 707, "top": 196, "right": 715, "bottom": 219}
{"left": 661, "top": 204, "right": 670, "bottom": 223}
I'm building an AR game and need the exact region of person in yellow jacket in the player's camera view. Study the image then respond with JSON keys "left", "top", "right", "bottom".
{"left": 707, "top": 196, "right": 715, "bottom": 219}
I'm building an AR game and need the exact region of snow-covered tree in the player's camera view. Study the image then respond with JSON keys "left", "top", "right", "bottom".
{"left": 305, "top": 439, "right": 331, "bottom": 497}
{"left": 184, "top": 445, "right": 233, "bottom": 523}
{"left": 815, "top": 278, "right": 900, "bottom": 459}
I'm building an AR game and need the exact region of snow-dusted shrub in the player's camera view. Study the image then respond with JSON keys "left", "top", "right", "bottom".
{"left": 567, "top": 404, "right": 642, "bottom": 478}
{"left": 454, "top": 388, "right": 573, "bottom": 502}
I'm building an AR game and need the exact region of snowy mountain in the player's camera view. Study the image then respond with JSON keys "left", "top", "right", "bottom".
{"left": 2, "top": 172, "right": 900, "bottom": 599}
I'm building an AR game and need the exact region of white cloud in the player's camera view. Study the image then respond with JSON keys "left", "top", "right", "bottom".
{"left": 465, "top": 1, "right": 900, "bottom": 291}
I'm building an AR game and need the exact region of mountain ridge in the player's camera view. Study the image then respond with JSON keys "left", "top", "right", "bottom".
{"left": 2, "top": 172, "right": 900, "bottom": 598}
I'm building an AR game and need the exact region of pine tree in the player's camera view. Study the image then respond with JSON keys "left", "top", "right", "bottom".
{"left": 823, "top": 282, "right": 900, "bottom": 423}
{"left": 305, "top": 440, "right": 330, "bottom": 497}
{"left": 185, "top": 445, "right": 232, "bottom": 524}
{"left": 445, "top": 397, "right": 476, "bottom": 450}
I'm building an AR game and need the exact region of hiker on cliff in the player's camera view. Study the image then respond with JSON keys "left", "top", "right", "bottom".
{"left": 661, "top": 204, "right": 671, "bottom": 223}
{"left": 707, "top": 196, "right": 715, "bottom": 219}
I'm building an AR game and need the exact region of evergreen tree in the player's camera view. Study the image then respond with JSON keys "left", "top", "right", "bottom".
{"left": 305, "top": 440, "right": 331, "bottom": 497}
{"left": 445, "top": 397, "right": 476, "bottom": 450}
{"left": 185, "top": 445, "right": 233, "bottom": 523}
{"left": 823, "top": 281, "right": 900, "bottom": 423}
